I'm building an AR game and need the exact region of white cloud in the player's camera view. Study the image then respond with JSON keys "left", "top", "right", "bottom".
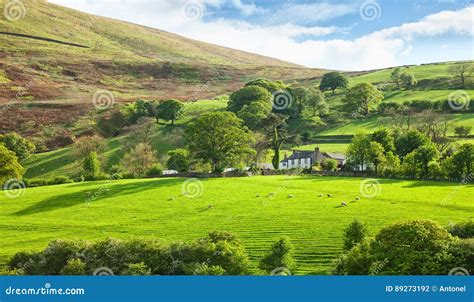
{"left": 230, "top": 0, "right": 264, "bottom": 16}
{"left": 48, "top": 1, "right": 474, "bottom": 70}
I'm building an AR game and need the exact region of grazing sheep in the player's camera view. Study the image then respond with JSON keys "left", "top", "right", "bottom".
{"left": 341, "top": 202, "right": 347, "bottom": 207}
{"left": 169, "top": 197, "right": 175, "bottom": 201}
{"left": 256, "top": 194, "right": 261, "bottom": 198}
{"left": 208, "top": 204, "right": 214, "bottom": 209}
{"left": 318, "top": 194, "right": 323, "bottom": 197}
{"left": 288, "top": 194, "right": 294, "bottom": 198}
{"left": 355, "top": 197, "right": 360, "bottom": 201}
{"left": 327, "top": 194, "right": 333, "bottom": 198}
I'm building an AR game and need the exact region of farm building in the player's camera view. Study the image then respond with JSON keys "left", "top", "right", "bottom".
{"left": 279, "top": 147, "right": 346, "bottom": 169}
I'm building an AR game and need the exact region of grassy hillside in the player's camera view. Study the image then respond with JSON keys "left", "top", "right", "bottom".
{"left": 1, "top": 176, "right": 472, "bottom": 274}
{"left": 0, "top": 0, "right": 327, "bottom": 134}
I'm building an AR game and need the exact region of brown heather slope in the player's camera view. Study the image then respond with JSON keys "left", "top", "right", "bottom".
{"left": 0, "top": 0, "right": 328, "bottom": 133}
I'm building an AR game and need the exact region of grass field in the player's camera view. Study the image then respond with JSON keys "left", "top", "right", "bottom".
{"left": 1, "top": 176, "right": 472, "bottom": 275}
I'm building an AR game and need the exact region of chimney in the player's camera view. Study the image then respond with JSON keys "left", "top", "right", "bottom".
{"left": 284, "top": 153, "right": 288, "bottom": 160}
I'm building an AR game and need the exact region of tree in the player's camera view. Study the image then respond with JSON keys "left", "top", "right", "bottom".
{"left": 123, "top": 143, "right": 157, "bottom": 177}
{"left": 244, "top": 78, "right": 286, "bottom": 93}
{"left": 72, "top": 135, "right": 107, "bottom": 160}
{"left": 319, "top": 72, "right": 348, "bottom": 93}
{"left": 156, "top": 99, "right": 184, "bottom": 125}
{"left": 379, "top": 151, "right": 400, "bottom": 177}
{"left": 82, "top": 152, "right": 102, "bottom": 180}
{"left": 320, "top": 158, "right": 338, "bottom": 171}
{"left": 343, "top": 83, "right": 383, "bottom": 116}
{"left": 305, "top": 89, "right": 328, "bottom": 117}
{"left": 288, "top": 87, "right": 309, "bottom": 118}
{"left": 0, "top": 132, "right": 36, "bottom": 161}
{"left": 185, "top": 112, "right": 255, "bottom": 173}
{"left": 413, "top": 144, "right": 440, "bottom": 178}
{"left": 394, "top": 129, "right": 429, "bottom": 158}
{"left": 343, "top": 219, "right": 367, "bottom": 251}
{"left": 237, "top": 100, "right": 272, "bottom": 130}
{"left": 0, "top": 144, "right": 25, "bottom": 185}
{"left": 167, "top": 149, "right": 191, "bottom": 172}
{"left": 451, "top": 143, "right": 474, "bottom": 178}
{"left": 259, "top": 237, "right": 296, "bottom": 275}
{"left": 261, "top": 113, "right": 292, "bottom": 169}
{"left": 371, "top": 127, "right": 395, "bottom": 154}
{"left": 228, "top": 86, "right": 272, "bottom": 114}
{"left": 346, "top": 133, "right": 371, "bottom": 170}
{"left": 400, "top": 72, "right": 417, "bottom": 89}
{"left": 454, "top": 125, "right": 472, "bottom": 138}
{"left": 448, "top": 63, "right": 473, "bottom": 88}
{"left": 390, "top": 68, "right": 402, "bottom": 89}
{"left": 367, "top": 141, "right": 386, "bottom": 174}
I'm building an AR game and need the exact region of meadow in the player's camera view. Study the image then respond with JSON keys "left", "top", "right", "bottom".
{"left": 1, "top": 175, "right": 472, "bottom": 275}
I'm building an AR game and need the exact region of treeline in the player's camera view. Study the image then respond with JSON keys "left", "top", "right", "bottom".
{"left": 344, "top": 126, "right": 473, "bottom": 181}
{"left": 3, "top": 232, "right": 296, "bottom": 276}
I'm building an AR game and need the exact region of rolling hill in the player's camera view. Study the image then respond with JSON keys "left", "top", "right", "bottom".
{"left": 0, "top": 0, "right": 327, "bottom": 133}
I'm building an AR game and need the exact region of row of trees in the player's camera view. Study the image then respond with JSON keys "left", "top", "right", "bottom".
{"left": 346, "top": 127, "right": 473, "bottom": 180}
{"left": 5, "top": 231, "right": 296, "bottom": 276}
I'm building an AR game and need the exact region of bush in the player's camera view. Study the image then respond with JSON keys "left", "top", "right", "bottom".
{"left": 343, "top": 219, "right": 367, "bottom": 251}
{"left": 259, "top": 237, "right": 296, "bottom": 275}
{"left": 60, "top": 259, "right": 86, "bottom": 275}
{"left": 50, "top": 176, "right": 74, "bottom": 185}
{"left": 7, "top": 232, "right": 249, "bottom": 276}
{"left": 448, "top": 221, "right": 474, "bottom": 239}
{"left": 146, "top": 164, "right": 163, "bottom": 177}
{"left": 334, "top": 220, "right": 458, "bottom": 275}
{"left": 454, "top": 126, "right": 472, "bottom": 138}
{"left": 121, "top": 262, "right": 151, "bottom": 276}
{"left": 167, "top": 149, "right": 190, "bottom": 172}
{"left": 320, "top": 158, "right": 338, "bottom": 172}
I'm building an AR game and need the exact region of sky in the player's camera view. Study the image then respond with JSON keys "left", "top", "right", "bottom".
{"left": 48, "top": 0, "right": 473, "bottom": 71}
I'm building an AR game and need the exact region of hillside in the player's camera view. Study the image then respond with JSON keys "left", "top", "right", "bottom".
{"left": 0, "top": 0, "right": 327, "bottom": 133}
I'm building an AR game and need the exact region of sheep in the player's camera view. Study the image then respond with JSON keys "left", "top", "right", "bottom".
{"left": 288, "top": 194, "right": 294, "bottom": 198}
{"left": 169, "top": 197, "right": 175, "bottom": 201}
{"left": 208, "top": 204, "right": 214, "bottom": 209}
{"left": 327, "top": 194, "right": 333, "bottom": 198}
{"left": 256, "top": 194, "right": 261, "bottom": 198}
{"left": 355, "top": 197, "right": 360, "bottom": 201}
{"left": 268, "top": 192, "right": 275, "bottom": 197}
{"left": 318, "top": 194, "right": 324, "bottom": 197}
{"left": 341, "top": 202, "right": 347, "bottom": 207}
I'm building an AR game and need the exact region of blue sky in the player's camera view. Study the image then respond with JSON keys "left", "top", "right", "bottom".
{"left": 49, "top": 0, "right": 473, "bottom": 70}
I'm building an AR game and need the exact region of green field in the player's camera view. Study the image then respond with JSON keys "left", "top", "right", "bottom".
{"left": 1, "top": 176, "right": 472, "bottom": 274}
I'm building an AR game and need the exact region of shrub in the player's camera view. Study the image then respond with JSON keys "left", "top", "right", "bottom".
{"left": 454, "top": 126, "right": 472, "bottom": 138}
{"left": 60, "top": 259, "right": 86, "bottom": 275}
{"left": 82, "top": 152, "right": 102, "bottom": 180}
{"left": 343, "top": 219, "right": 367, "bottom": 251}
{"left": 167, "top": 149, "right": 190, "bottom": 172}
{"left": 334, "top": 220, "right": 459, "bottom": 275}
{"left": 448, "top": 221, "right": 474, "bottom": 239}
{"left": 320, "top": 158, "right": 338, "bottom": 172}
{"left": 121, "top": 262, "right": 151, "bottom": 276}
{"left": 50, "top": 176, "right": 74, "bottom": 185}
{"left": 188, "top": 263, "right": 225, "bottom": 275}
{"left": 146, "top": 164, "right": 163, "bottom": 177}
{"left": 259, "top": 237, "right": 296, "bottom": 275}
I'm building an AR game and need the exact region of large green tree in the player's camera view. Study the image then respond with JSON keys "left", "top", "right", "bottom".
{"left": 346, "top": 133, "right": 371, "bottom": 170}
{"left": 244, "top": 78, "right": 286, "bottom": 93}
{"left": 451, "top": 143, "right": 474, "bottom": 178}
{"left": 156, "top": 99, "right": 184, "bottom": 125}
{"left": 227, "top": 86, "right": 272, "bottom": 114}
{"left": 0, "top": 144, "right": 25, "bottom": 185}
{"left": 319, "top": 72, "right": 348, "bottom": 93}
{"left": 167, "top": 149, "right": 191, "bottom": 172}
{"left": 448, "top": 63, "right": 473, "bottom": 88}
{"left": 394, "top": 130, "right": 429, "bottom": 158}
{"left": 0, "top": 132, "right": 36, "bottom": 161}
{"left": 305, "top": 89, "right": 328, "bottom": 117}
{"left": 186, "top": 112, "right": 255, "bottom": 172}
{"left": 343, "top": 83, "right": 383, "bottom": 116}
{"left": 413, "top": 144, "right": 440, "bottom": 178}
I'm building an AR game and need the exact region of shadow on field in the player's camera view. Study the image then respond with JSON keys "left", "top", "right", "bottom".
{"left": 12, "top": 178, "right": 188, "bottom": 216}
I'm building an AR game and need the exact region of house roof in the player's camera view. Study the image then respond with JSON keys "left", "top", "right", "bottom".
{"left": 323, "top": 152, "right": 346, "bottom": 160}
{"left": 281, "top": 151, "right": 314, "bottom": 162}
